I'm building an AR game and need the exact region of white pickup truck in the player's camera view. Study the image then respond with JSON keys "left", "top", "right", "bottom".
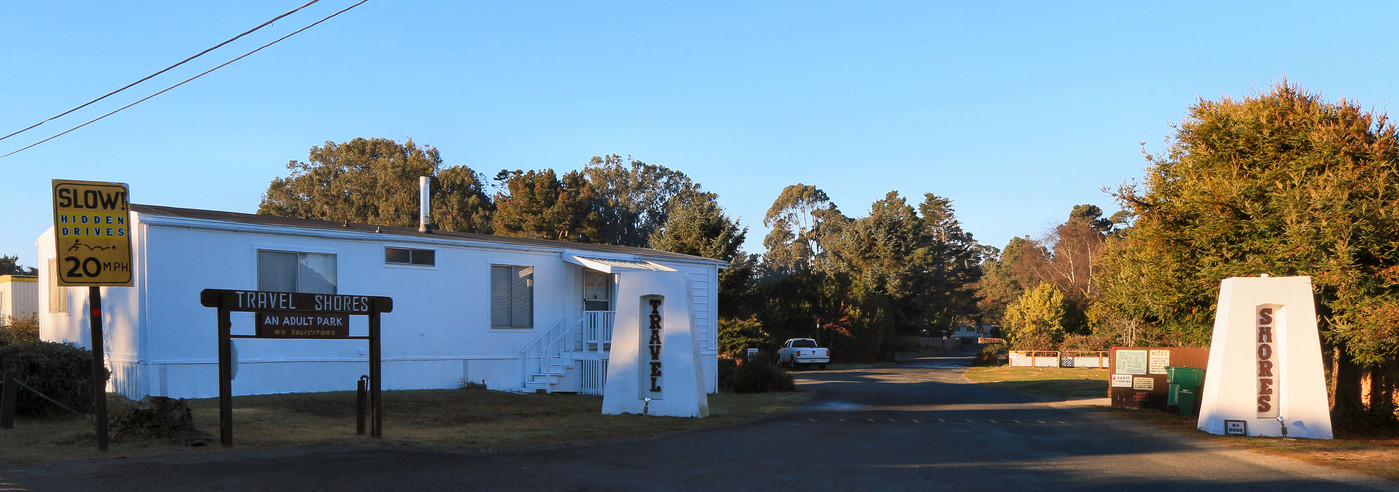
{"left": 778, "top": 338, "right": 829, "bottom": 370}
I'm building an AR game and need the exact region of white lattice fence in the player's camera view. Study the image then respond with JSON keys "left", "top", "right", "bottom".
{"left": 1008, "top": 351, "right": 1109, "bottom": 368}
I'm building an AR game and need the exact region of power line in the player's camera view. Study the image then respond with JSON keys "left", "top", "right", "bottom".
{"left": 0, "top": 239, "right": 40, "bottom": 265}
{"left": 0, "top": 238, "right": 36, "bottom": 252}
{"left": 0, "top": 1, "right": 321, "bottom": 143}
{"left": 0, "top": 193, "right": 50, "bottom": 217}
{"left": 0, "top": 0, "right": 368, "bottom": 160}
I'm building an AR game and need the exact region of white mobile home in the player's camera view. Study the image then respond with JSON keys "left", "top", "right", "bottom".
{"left": 0, "top": 274, "right": 38, "bottom": 320}
{"left": 37, "top": 204, "right": 724, "bottom": 399}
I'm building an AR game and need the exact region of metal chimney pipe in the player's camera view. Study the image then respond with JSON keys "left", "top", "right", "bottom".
{"left": 418, "top": 176, "right": 431, "bottom": 233}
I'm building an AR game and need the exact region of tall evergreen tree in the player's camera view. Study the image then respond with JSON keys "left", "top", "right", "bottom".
{"left": 1098, "top": 82, "right": 1399, "bottom": 422}
{"left": 0, "top": 255, "right": 35, "bottom": 275}
{"left": 648, "top": 198, "right": 755, "bottom": 317}
{"left": 915, "top": 194, "right": 985, "bottom": 331}
{"left": 975, "top": 237, "right": 1048, "bottom": 325}
{"left": 431, "top": 165, "right": 495, "bottom": 234}
{"left": 585, "top": 154, "right": 710, "bottom": 247}
{"left": 492, "top": 169, "right": 601, "bottom": 242}
{"left": 258, "top": 138, "right": 493, "bottom": 233}
{"left": 762, "top": 184, "right": 843, "bottom": 273}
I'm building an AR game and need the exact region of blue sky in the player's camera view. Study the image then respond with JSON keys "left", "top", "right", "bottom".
{"left": 3, "top": 1, "right": 1398, "bottom": 269}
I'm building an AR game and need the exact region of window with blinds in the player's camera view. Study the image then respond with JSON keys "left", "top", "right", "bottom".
{"left": 257, "top": 250, "right": 337, "bottom": 294}
{"left": 491, "top": 265, "right": 533, "bottom": 328}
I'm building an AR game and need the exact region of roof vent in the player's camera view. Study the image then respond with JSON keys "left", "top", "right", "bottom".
{"left": 419, "top": 176, "right": 432, "bottom": 233}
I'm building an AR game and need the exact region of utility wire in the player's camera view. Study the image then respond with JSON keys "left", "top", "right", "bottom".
{"left": 0, "top": 1, "right": 320, "bottom": 143}
{"left": 0, "top": 193, "right": 50, "bottom": 217}
{"left": 0, "top": 0, "right": 368, "bottom": 160}
{"left": 0, "top": 239, "right": 40, "bottom": 264}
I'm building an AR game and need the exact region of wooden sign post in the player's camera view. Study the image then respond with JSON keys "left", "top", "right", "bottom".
{"left": 200, "top": 289, "right": 393, "bottom": 446}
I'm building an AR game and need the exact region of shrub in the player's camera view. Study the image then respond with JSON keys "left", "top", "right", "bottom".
{"left": 716, "top": 357, "right": 737, "bottom": 391}
{"left": 733, "top": 357, "right": 795, "bottom": 393}
{"left": 718, "top": 316, "right": 769, "bottom": 359}
{"left": 457, "top": 377, "right": 487, "bottom": 390}
{"left": 1059, "top": 334, "right": 1110, "bottom": 351}
{"left": 0, "top": 341, "right": 107, "bottom": 416}
{"left": 0, "top": 314, "right": 40, "bottom": 346}
{"left": 974, "top": 343, "right": 1007, "bottom": 366}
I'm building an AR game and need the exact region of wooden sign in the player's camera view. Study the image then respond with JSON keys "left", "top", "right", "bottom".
{"left": 255, "top": 312, "right": 350, "bottom": 338}
{"left": 203, "top": 290, "right": 387, "bottom": 314}
{"left": 201, "top": 288, "right": 392, "bottom": 446}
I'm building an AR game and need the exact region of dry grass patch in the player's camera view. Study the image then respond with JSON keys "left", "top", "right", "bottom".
{"left": 0, "top": 389, "right": 810, "bottom": 464}
{"left": 1237, "top": 434, "right": 1399, "bottom": 481}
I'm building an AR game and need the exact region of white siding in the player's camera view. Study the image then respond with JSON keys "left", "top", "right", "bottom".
{"left": 661, "top": 262, "right": 720, "bottom": 393}
{"left": 0, "top": 277, "right": 38, "bottom": 319}
{"left": 41, "top": 220, "right": 573, "bottom": 398}
{"left": 37, "top": 210, "right": 725, "bottom": 399}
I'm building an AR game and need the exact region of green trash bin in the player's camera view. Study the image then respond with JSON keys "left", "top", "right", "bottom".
{"left": 1167, "top": 383, "right": 1201, "bottom": 416}
{"left": 1165, "top": 366, "right": 1205, "bottom": 416}
{"left": 1166, "top": 366, "right": 1205, "bottom": 387}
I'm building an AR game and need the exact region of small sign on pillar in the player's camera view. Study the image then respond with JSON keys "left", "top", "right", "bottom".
{"left": 642, "top": 296, "right": 664, "bottom": 400}
{"left": 1255, "top": 305, "right": 1279, "bottom": 420}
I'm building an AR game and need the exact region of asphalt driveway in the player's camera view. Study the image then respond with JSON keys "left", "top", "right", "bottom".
{"left": 4, "top": 349, "right": 1394, "bottom": 491}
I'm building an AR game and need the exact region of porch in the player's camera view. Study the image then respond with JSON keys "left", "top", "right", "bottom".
{"left": 521, "top": 311, "right": 615, "bottom": 395}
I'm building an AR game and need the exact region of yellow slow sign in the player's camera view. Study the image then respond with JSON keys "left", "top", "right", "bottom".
{"left": 51, "top": 179, "right": 133, "bottom": 286}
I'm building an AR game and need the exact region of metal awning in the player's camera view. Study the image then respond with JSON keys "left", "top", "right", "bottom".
{"left": 564, "top": 254, "right": 676, "bottom": 273}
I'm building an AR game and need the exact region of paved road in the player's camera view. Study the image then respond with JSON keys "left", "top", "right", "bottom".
{"left": 5, "top": 349, "right": 1395, "bottom": 491}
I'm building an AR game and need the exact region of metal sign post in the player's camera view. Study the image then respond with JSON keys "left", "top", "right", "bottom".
{"left": 200, "top": 289, "right": 392, "bottom": 446}
{"left": 52, "top": 179, "right": 133, "bottom": 452}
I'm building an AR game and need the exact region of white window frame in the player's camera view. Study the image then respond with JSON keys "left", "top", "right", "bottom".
{"left": 384, "top": 246, "right": 436, "bottom": 267}
{"left": 47, "top": 258, "right": 68, "bottom": 315}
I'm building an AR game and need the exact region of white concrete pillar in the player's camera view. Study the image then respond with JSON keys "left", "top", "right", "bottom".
{"left": 1197, "top": 276, "right": 1332, "bottom": 439}
{"left": 601, "top": 270, "right": 709, "bottom": 418}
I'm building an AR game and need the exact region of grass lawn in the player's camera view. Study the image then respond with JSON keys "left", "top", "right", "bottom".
{"left": 965, "top": 365, "right": 1399, "bottom": 482}
{"left": 963, "top": 366, "right": 1109, "bottom": 400}
{"left": 0, "top": 389, "right": 811, "bottom": 464}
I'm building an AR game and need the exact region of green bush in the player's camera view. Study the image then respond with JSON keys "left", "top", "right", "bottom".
{"left": 733, "top": 357, "right": 795, "bottom": 393}
{"left": 0, "top": 314, "right": 40, "bottom": 346}
{"left": 1059, "top": 334, "right": 1110, "bottom": 351}
{"left": 718, "top": 316, "right": 769, "bottom": 359}
{"left": 974, "top": 343, "right": 1007, "bottom": 366}
{"left": 0, "top": 341, "right": 107, "bottom": 416}
{"left": 716, "top": 357, "right": 737, "bottom": 391}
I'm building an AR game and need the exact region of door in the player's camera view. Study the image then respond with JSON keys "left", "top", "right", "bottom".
{"left": 583, "top": 270, "right": 611, "bottom": 312}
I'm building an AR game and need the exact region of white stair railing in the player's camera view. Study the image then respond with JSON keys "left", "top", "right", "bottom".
{"left": 518, "top": 311, "right": 617, "bottom": 392}
{"left": 583, "top": 311, "right": 615, "bottom": 350}
{"left": 519, "top": 317, "right": 576, "bottom": 387}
